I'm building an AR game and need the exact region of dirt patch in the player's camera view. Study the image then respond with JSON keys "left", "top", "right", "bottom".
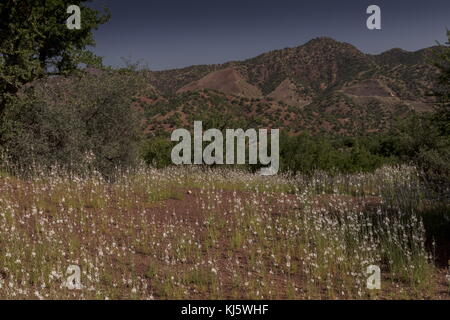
{"left": 343, "top": 79, "right": 394, "bottom": 97}
{"left": 177, "top": 67, "right": 262, "bottom": 98}
{"left": 267, "top": 78, "right": 311, "bottom": 107}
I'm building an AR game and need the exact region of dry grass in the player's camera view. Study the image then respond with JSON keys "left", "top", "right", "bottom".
{"left": 0, "top": 165, "right": 448, "bottom": 299}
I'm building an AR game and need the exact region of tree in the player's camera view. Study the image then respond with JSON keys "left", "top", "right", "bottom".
{"left": 433, "top": 30, "right": 450, "bottom": 136}
{"left": 3, "top": 69, "right": 150, "bottom": 177}
{"left": 0, "top": 0, "right": 109, "bottom": 114}
{"left": 394, "top": 32, "right": 450, "bottom": 182}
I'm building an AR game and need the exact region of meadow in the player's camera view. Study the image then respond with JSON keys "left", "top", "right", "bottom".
{"left": 0, "top": 164, "right": 448, "bottom": 300}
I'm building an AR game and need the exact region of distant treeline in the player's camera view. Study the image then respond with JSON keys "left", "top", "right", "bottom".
{"left": 0, "top": 67, "right": 447, "bottom": 183}
{"left": 0, "top": 0, "right": 448, "bottom": 183}
{"left": 141, "top": 114, "right": 449, "bottom": 178}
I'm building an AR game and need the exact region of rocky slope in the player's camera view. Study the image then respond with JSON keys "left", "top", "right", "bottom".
{"left": 141, "top": 37, "right": 440, "bottom": 135}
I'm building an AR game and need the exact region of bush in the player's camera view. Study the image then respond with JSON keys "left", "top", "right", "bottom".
{"left": 1, "top": 69, "right": 149, "bottom": 177}
{"left": 279, "top": 133, "right": 389, "bottom": 174}
{"left": 141, "top": 136, "right": 174, "bottom": 168}
{"left": 394, "top": 116, "right": 450, "bottom": 182}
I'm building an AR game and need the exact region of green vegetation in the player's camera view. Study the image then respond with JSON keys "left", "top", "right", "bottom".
{"left": 2, "top": 69, "right": 149, "bottom": 178}
{"left": 0, "top": 1, "right": 448, "bottom": 300}
{"left": 0, "top": 165, "right": 446, "bottom": 299}
{"left": 0, "top": 0, "right": 109, "bottom": 115}
{"left": 0, "top": 2, "right": 151, "bottom": 178}
{"left": 142, "top": 32, "right": 450, "bottom": 183}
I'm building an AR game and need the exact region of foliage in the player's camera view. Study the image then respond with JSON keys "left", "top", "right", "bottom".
{"left": 141, "top": 136, "right": 174, "bottom": 169}
{"left": 279, "top": 133, "right": 389, "bottom": 174}
{"left": 0, "top": 0, "right": 109, "bottom": 93}
{"left": 0, "top": 165, "right": 444, "bottom": 299}
{"left": 432, "top": 30, "right": 450, "bottom": 136}
{"left": 2, "top": 69, "right": 149, "bottom": 177}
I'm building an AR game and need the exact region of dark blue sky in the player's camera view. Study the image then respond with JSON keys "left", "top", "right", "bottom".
{"left": 88, "top": 0, "right": 450, "bottom": 70}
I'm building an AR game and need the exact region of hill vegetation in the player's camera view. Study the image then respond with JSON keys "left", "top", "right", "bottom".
{"left": 0, "top": 1, "right": 448, "bottom": 300}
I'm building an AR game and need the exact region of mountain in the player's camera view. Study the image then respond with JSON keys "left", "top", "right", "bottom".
{"left": 141, "top": 37, "right": 440, "bottom": 135}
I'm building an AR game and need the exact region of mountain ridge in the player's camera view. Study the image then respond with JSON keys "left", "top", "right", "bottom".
{"left": 135, "top": 38, "right": 441, "bottom": 136}
{"left": 148, "top": 37, "right": 438, "bottom": 98}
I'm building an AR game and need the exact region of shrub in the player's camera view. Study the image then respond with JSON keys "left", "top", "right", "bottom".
{"left": 141, "top": 136, "right": 174, "bottom": 168}
{"left": 1, "top": 69, "right": 149, "bottom": 177}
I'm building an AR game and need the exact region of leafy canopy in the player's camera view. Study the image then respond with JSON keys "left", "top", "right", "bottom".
{"left": 0, "top": 0, "right": 109, "bottom": 98}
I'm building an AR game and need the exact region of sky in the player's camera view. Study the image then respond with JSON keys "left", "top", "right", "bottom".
{"left": 88, "top": 0, "right": 450, "bottom": 70}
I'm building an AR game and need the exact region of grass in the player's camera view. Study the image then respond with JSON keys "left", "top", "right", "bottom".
{"left": 0, "top": 164, "right": 448, "bottom": 299}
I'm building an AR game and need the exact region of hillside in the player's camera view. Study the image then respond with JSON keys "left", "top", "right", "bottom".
{"left": 142, "top": 37, "right": 440, "bottom": 136}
